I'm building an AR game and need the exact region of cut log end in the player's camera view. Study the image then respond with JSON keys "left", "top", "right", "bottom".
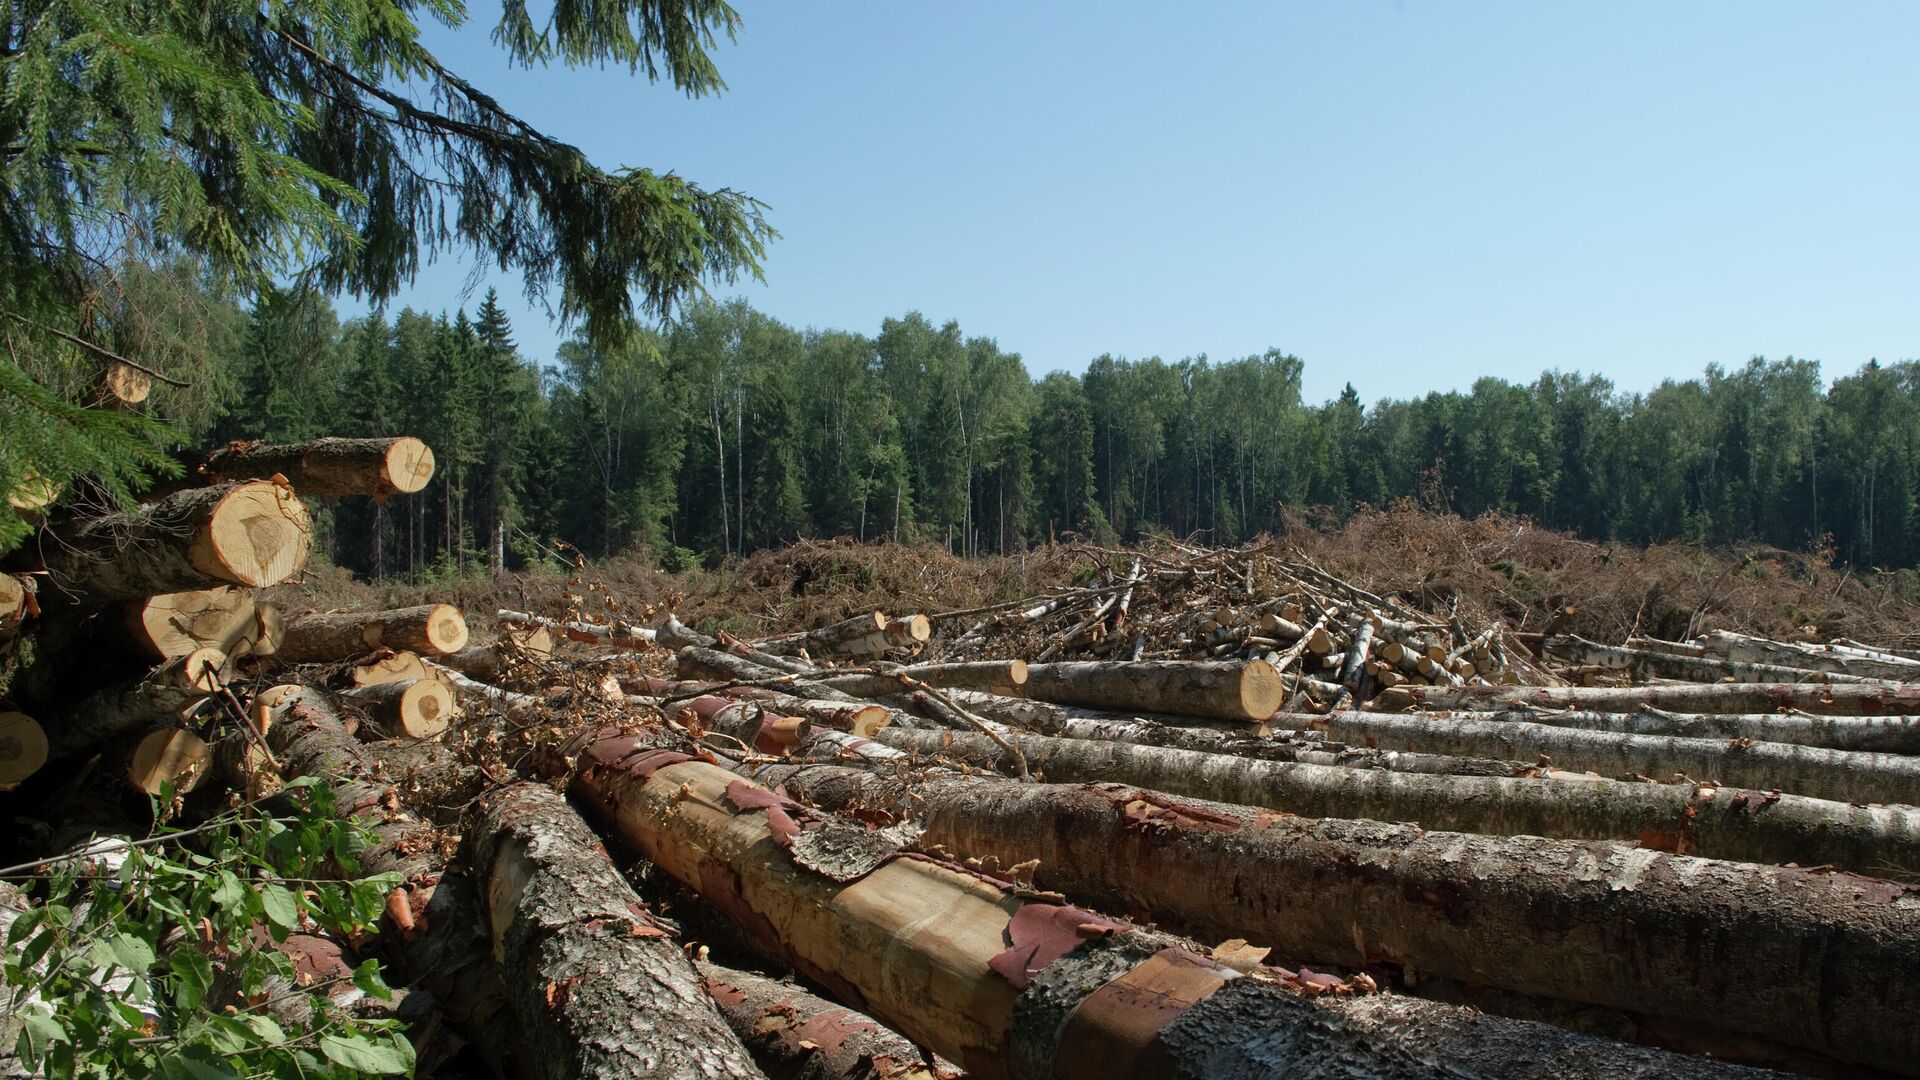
{"left": 351, "top": 651, "right": 429, "bottom": 687}
{"left": 846, "top": 704, "right": 892, "bottom": 738}
{"left": 1007, "top": 658, "right": 1030, "bottom": 686}
{"left": 422, "top": 604, "right": 470, "bottom": 654}
{"left": 1240, "top": 658, "right": 1287, "bottom": 720}
{"left": 0, "top": 574, "right": 25, "bottom": 627}
{"left": 187, "top": 481, "right": 312, "bottom": 587}
{"left": 896, "top": 613, "right": 932, "bottom": 643}
{"left": 127, "top": 587, "right": 255, "bottom": 659}
{"left": 0, "top": 713, "right": 48, "bottom": 788}
{"left": 396, "top": 679, "right": 456, "bottom": 739}
{"left": 7, "top": 471, "right": 59, "bottom": 513}
{"left": 98, "top": 361, "right": 153, "bottom": 407}
{"left": 381, "top": 437, "right": 436, "bottom": 494}
{"left": 126, "top": 728, "right": 212, "bottom": 795}
{"left": 176, "top": 647, "right": 232, "bottom": 695}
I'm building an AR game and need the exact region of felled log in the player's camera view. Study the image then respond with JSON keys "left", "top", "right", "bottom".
{"left": 564, "top": 730, "right": 1770, "bottom": 1080}
{"left": 876, "top": 729, "right": 1920, "bottom": 880}
{"left": 193, "top": 436, "right": 435, "bottom": 498}
{"left": 0, "top": 712, "right": 48, "bottom": 788}
{"left": 339, "top": 677, "right": 456, "bottom": 739}
{"left": 348, "top": 651, "right": 429, "bottom": 687}
{"left": 33, "top": 481, "right": 310, "bottom": 606}
{"left": 1306, "top": 712, "right": 1920, "bottom": 805}
{"left": 278, "top": 604, "right": 470, "bottom": 662}
{"left": 1480, "top": 707, "right": 1920, "bottom": 755}
{"left": 756, "top": 760, "right": 1916, "bottom": 1075}
{"left": 696, "top": 961, "right": 951, "bottom": 1080}
{"left": 117, "top": 725, "right": 212, "bottom": 795}
{"left": 1378, "top": 680, "right": 1920, "bottom": 717}
{"left": 123, "top": 589, "right": 283, "bottom": 663}
{"left": 1545, "top": 634, "right": 1891, "bottom": 686}
{"left": 44, "top": 647, "right": 229, "bottom": 758}
{"left": 755, "top": 611, "right": 930, "bottom": 658}
{"left": 675, "top": 646, "right": 865, "bottom": 705}
{"left": 1018, "top": 660, "right": 1287, "bottom": 722}
{"left": 465, "top": 783, "right": 764, "bottom": 1080}
{"left": 818, "top": 660, "right": 1029, "bottom": 698}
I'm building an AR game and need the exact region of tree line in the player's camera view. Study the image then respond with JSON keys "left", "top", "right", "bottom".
{"left": 188, "top": 277, "right": 1919, "bottom": 576}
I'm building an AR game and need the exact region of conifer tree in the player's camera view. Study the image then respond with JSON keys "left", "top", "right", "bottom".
{"left": 0, "top": 0, "right": 772, "bottom": 550}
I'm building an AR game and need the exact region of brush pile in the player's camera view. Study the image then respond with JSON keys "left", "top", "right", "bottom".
{"left": 5, "top": 453, "right": 1920, "bottom": 1079}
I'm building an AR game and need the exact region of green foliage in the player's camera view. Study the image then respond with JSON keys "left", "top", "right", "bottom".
{"left": 2, "top": 778, "right": 409, "bottom": 1078}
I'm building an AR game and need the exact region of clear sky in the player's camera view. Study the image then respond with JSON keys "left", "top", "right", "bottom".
{"left": 396, "top": 1, "right": 1920, "bottom": 403}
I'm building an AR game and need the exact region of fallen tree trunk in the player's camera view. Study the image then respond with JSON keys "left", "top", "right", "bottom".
{"left": 1544, "top": 634, "right": 1891, "bottom": 686}
{"left": 1377, "top": 680, "right": 1920, "bottom": 716}
{"left": 1013, "top": 711, "right": 1518, "bottom": 777}
{"left": 278, "top": 604, "right": 470, "bottom": 662}
{"left": 1698, "top": 630, "right": 1920, "bottom": 681}
{"left": 1305, "top": 712, "right": 1920, "bottom": 805}
{"left": 194, "top": 436, "right": 436, "bottom": 498}
{"left": 754, "top": 760, "right": 1914, "bottom": 1074}
{"left": 564, "top": 729, "right": 1777, "bottom": 1080}
{"left": 875, "top": 728, "right": 1920, "bottom": 881}
{"left": 1019, "top": 660, "right": 1287, "bottom": 722}
{"left": 674, "top": 645, "right": 865, "bottom": 705}
{"left": 818, "top": 660, "right": 1029, "bottom": 698}
{"left": 338, "top": 677, "right": 456, "bottom": 739}
{"left": 466, "top": 782, "right": 765, "bottom": 1080}
{"left": 695, "top": 961, "right": 951, "bottom": 1080}
{"left": 1475, "top": 707, "right": 1920, "bottom": 755}
{"left": 34, "top": 481, "right": 310, "bottom": 606}
{"left": 498, "top": 610, "right": 654, "bottom": 650}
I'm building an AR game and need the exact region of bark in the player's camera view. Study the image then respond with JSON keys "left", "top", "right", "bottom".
{"left": 1378, "top": 680, "right": 1920, "bottom": 717}
{"left": 465, "top": 782, "right": 765, "bottom": 1080}
{"left": 756, "top": 761, "right": 1911, "bottom": 1075}
{"left": 195, "top": 436, "right": 436, "bottom": 498}
{"left": 1544, "top": 635, "right": 1890, "bottom": 686}
{"left": 33, "top": 481, "right": 311, "bottom": 606}
{"left": 1476, "top": 707, "right": 1920, "bottom": 755}
{"left": 565, "top": 729, "right": 1771, "bottom": 1080}
{"left": 44, "top": 648, "right": 229, "bottom": 758}
{"left": 1306, "top": 712, "right": 1920, "bottom": 805}
{"left": 338, "top": 677, "right": 457, "bottom": 739}
{"left": 0, "top": 712, "right": 47, "bottom": 788}
{"left": 437, "top": 644, "right": 511, "bottom": 683}
{"left": 1019, "top": 660, "right": 1287, "bottom": 721}
{"left": 278, "top": 604, "right": 470, "bottom": 662}
{"left": 674, "top": 646, "right": 865, "bottom": 705}
{"left": 874, "top": 729, "right": 1920, "bottom": 881}
{"left": 695, "top": 961, "right": 952, "bottom": 1080}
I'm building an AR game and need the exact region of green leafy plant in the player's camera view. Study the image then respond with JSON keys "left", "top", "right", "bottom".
{"left": 2, "top": 778, "right": 413, "bottom": 1078}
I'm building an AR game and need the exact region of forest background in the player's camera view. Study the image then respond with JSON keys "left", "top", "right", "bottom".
{"left": 130, "top": 262, "right": 1915, "bottom": 579}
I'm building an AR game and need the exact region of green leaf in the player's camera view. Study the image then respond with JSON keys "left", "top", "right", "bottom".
{"left": 238, "top": 1012, "right": 286, "bottom": 1044}
{"left": 211, "top": 870, "right": 246, "bottom": 910}
{"left": 155, "top": 1044, "right": 242, "bottom": 1080}
{"left": 107, "top": 931, "right": 156, "bottom": 972}
{"left": 257, "top": 884, "right": 298, "bottom": 934}
{"left": 318, "top": 1032, "right": 412, "bottom": 1074}
{"left": 350, "top": 957, "right": 392, "bottom": 1001}
{"left": 171, "top": 946, "right": 214, "bottom": 1010}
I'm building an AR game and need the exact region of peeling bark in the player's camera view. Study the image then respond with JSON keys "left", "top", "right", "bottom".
{"left": 695, "top": 960, "right": 952, "bottom": 1080}
{"left": 752, "top": 761, "right": 1915, "bottom": 1075}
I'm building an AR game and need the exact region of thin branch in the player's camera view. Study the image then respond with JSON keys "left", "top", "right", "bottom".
{"left": 2, "top": 311, "right": 191, "bottom": 387}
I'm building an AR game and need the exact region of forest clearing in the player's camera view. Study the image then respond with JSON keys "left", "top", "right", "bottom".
{"left": 2, "top": 434, "right": 1918, "bottom": 1078}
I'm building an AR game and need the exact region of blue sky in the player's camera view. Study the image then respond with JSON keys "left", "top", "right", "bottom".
{"left": 395, "top": 2, "right": 1919, "bottom": 403}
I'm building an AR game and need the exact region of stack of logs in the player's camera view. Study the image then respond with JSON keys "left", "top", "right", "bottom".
{"left": 9, "top": 522, "right": 1920, "bottom": 1078}
{"left": 0, "top": 435, "right": 467, "bottom": 796}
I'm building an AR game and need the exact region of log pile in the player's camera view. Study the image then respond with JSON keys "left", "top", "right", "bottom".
{"left": 8, "top": 524, "right": 1920, "bottom": 1078}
